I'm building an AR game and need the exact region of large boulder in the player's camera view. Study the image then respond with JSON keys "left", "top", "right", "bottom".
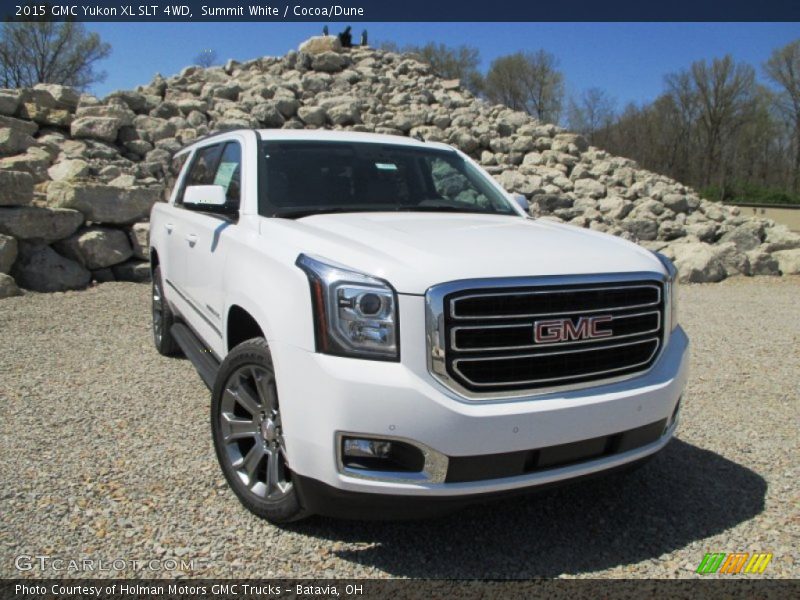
{"left": 311, "top": 52, "right": 347, "bottom": 73}
{"left": 0, "top": 272, "right": 21, "bottom": 298}
{"left": 112, "top": 259, "right": 151, "bottom": 282}
{"left": 129, "top": 222, "right": 150, "bottom": 260}
{"left": 11, "top": 243, "right": 91, "bottom": 292}
{"left": 0, "top": 170, "right": 34, "bottom": 206}
{"left": 299, "top": 36, "right": 342, "bottom": 55}
{"left": 0, "top": 128, "right": 35, "bottom": 156}
{"left": 47, "top": 159, "right": 91, "bottom": 182}
{"left": 669, "top": 242, "right": 727, "bottom": 283}
{"left": 0, "top": 114, "right": 38, "bottom": 137}
{"left": 719, "top": 221, "right": 765, "bottom": 252}
{"left": 762, "top": 225, "right": 800, "bottom": 252}
{"left": 70, "top": 116, "right": 122, "bottom": 142}
{"left": 0, "top": 207, "right": 83, "bottom": 243}
{"left": 746, "top": 249, "right": 780, "bottom": 276}
{"left": 0, "top": 90, "right": 22, "bottom": 116}
{"left": 0, "top": 233, "right": 17, "bottom": 273}
{"left": 47, "top": 181, "right": 161, "bottom": 224}
{"left": 772, "top": 249, "right": 800, "bottom": 274}
{"left": 297, "top": 105, "right": 327, "bottom": 127}
{"left": 54, "top": 226, "right": 133, "bottom": 269}
{"left": 33, "top": 83, "right": 80, "bottom": 111}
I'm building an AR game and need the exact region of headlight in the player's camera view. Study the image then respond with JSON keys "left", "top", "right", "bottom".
{"left": 296, "top": 254, "right": 399, "bottom": 361}
{"left": 654, "top": 252, "right": 678, "bottom": 331}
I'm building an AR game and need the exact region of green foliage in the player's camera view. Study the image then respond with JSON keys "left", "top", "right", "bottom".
{"left": 703, "top": 183, "right": 800, "bottom": 206}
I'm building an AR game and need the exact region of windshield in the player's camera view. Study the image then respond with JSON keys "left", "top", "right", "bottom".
{"left": 259, "top": 140, "right": 517, "bottom": 218}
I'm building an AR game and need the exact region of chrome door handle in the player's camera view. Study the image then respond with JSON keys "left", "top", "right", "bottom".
{"left": 185, "top": 234, "right": 198, "bottom": 247}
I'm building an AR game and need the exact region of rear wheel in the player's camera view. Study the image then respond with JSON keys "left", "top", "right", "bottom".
{"left": 152, "top": 266, "right": 181, "bottom": 356}
{"left": 211, "top": 338, "right": 306, "bottom": 523}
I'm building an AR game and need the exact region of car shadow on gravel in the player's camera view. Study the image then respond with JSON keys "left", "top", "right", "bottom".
{"left": 288, "top": 439, "right": 767, "bottom": 577}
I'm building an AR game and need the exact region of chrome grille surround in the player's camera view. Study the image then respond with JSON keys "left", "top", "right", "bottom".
{"left": 425, "top": 272, "right": 672, "bottom": 401}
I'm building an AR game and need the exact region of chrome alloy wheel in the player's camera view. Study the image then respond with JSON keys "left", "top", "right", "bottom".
{"left": 218, "top": 365, "right": 292, "bottom": 500}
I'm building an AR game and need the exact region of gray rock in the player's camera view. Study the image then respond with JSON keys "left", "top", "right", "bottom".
{"left": 47, "top": 159, "right": 91, "bottom": 182}
{"left": 0, "top": 90, "right": 21, "bottom": 116}
{"left": 70, "top": 117, "right": 122, "bottom": 143}
{"left": 129, "top": 222, "right": 150, "bottom": 260}
{"left": 112, "top": 259, "right": 151, "bottom": 282}
{"left": 670, "top": 242, "right": 727, "bottom": 283}
{"left": 0, "top": 233, "right": 17, "bottom": 273}
{"left": 746, "top": 249, "right": 780, "bottom": 276}
{"left": 54, "top": 226, "right": 133, "bottom": 269}
{"left": 772, "top": 249, "right": 800, "bottom": 274}
{"left": 252, "top": 102, "right": 285, "bottom": 128}
{"left": 0, "top": 114, "right": 38, "bottom": 136}
{"left": 11, "top": 242, "right": 91, "bottom": 292}
{"left": 621, "top": 218, "right": 659, "bottom": 241}
{"left": 33, "top": 83, "right": 80, "bottom": 110}
{"left": 0, "top": 171, "right": 34, "bottom": 206}
{"left": 133, "top": 116, "right": 177, "bottom": 143}
{"left": 0, "top": 128, "right": 35, "bottom": 156}
{"left": 312, "top": 52, "right": 347, "bottom": 73}
{"left": 0, "top": 207, "right": 83, "bottom": 243}
{"left": 0, "top": 272, "right": 21, "bottom": 298}
{"left": 719, "top": 221, "right": 765, "bottom": 252}
{"left": 297, "top": 106, "right": 327, "bottom": 127}
{"left": 47, "top": 181, "right": 161, "bottom": 225}
{"left": 762, "top": 225, "right": 800, "bottom": 252}
{"left": 299, "top": 36, "right": 342, "bottom": 55}
{"left": 662, "top": 193, "right": 689, "bottom": 214}
{"left": 574, "top": 179, "right": 606, "bottom": 199}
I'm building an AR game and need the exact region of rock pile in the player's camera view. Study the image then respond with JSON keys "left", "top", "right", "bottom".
{"left": 1, "top": 36, "right": 799, "bottom": 298}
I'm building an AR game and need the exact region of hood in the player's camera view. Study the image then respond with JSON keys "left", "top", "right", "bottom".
{"left": 268, "top": 212, "right": 665, "bottom": 294}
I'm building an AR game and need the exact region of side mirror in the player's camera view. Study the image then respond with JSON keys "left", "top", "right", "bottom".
{"left": 511, "top": 193, "right": 528, "bottom": 213}
{"left": 184, "top": 185, "right": 227, "bottom": 208}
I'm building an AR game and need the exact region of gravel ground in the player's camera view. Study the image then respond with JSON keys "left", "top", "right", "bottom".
{"left": 0, "top": 278, "right": 797, "bottom": 579}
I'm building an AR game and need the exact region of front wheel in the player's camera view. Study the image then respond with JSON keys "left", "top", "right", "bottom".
{"left": 211, "top": 338, "right": 306, "bottom": 523}
{"left": 152, "top": 265, "right": 181, "bottom": 356}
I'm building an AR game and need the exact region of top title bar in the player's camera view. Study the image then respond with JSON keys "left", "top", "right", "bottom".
{"left": 5, "top": 0, "right": 800, "bottom": 22}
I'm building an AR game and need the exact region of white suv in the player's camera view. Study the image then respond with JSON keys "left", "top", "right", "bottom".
{"left": 150, "top": 129, "right": 689, "bottom": 522}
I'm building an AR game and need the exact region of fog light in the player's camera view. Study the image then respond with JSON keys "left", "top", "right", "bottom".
{"left": 343, "top": 438, "right": 392, "bottom": 459}
{"left": 341, "top": 436, "right": 425, "bottom": 473}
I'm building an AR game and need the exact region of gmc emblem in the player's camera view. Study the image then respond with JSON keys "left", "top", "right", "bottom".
{"left": 534, "top": 315, "right": 613, "bottom": 344}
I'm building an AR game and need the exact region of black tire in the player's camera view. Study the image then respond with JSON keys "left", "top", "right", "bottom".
{"left": 211, "top": 338, "right": 307, "bottom": 523}
{"left": 152, "top": 265, "right": 181, "bottom": 356}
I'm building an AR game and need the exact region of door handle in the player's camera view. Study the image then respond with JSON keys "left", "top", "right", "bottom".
{"left": 165, "top": 223, "right": 174, "bottom": 233}
{"left": 185, "top": 233, "right": 198, "bottom": 247}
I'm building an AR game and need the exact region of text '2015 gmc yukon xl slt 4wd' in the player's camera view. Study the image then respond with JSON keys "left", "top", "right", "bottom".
{"left": 150, "top": 129, "right": 689, "bottom": 523}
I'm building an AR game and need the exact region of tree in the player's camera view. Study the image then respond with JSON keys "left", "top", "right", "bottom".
{"left": 484, "top": 50, "right": 564, "bottom": 123}
{"left": 567, "top": 87, "right": 616, "bottom": 143}
{"left": 764, "top": 39, "right": 800, "bottom": 192}
{"left": 675, "top": 56, "right": 756, "bottom": 190}
{"left": 0, "top": 21, "right": 110, "bottom": 90}
{"left": 195, "top": 49, "right": 218, "bottom": 68}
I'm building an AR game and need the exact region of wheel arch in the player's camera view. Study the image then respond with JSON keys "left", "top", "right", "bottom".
{"left": 226, "top": 303, "right": 266, "bottom": 351}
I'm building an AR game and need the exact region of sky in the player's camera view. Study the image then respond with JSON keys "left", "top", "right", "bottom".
{"left": 86, "top": 22, "right": 800, "bottom": 107}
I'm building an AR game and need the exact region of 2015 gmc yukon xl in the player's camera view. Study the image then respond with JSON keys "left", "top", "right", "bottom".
{"left": 150, "top": 129, "right": 689, "bottom": 523}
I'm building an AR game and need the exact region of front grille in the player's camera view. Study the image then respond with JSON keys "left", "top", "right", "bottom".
{"left": 442, "top": 280, "right": 664, "bottom": 393}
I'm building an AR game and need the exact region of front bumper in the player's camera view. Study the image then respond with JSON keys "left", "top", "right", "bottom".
{"left": 270, "top": 294, "right": 689, "bottom": 500}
